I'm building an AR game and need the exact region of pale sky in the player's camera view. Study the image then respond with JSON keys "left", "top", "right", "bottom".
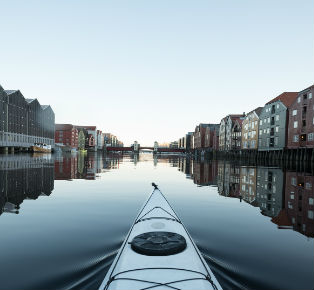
{"left": 0, "top": 0, "right": 313, "bottom": 146}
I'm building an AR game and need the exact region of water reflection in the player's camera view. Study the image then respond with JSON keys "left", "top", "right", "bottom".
{"left": 54, "top": 152, "right": 121, "bottom": 180}
{"left": 175, "top": 158, "right": 314, "bottom": 238}
{"left": 0, "top": 153, "right": 313, "bottom": 289}
{"left": 1, "top": 152, "right": 313, "bottom": 239}
{"left": 0, "top": 154, "right": 54, "bottom": 215}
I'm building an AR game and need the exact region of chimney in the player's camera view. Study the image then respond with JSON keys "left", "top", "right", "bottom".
{"left": 243, "top": 112, "right": 245, "bottom": 116}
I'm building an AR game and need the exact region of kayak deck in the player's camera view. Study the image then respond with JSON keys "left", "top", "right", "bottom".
{"left": 99, "top": 186, "right": 221, "bottom": 290}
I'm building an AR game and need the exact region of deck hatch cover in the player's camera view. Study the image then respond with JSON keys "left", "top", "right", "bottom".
{"left": 131, "top": 231, "right": 187, "bottom": 256}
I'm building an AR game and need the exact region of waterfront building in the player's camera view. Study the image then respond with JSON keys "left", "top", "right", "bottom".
{"left": 0, "top": 86, "right": 55, "bottom": 151}
{"left": 96, "top": 130, "right": 104, "bottom": 150}
{"left": 103, "top": 133, "right": 122, "bottom": 148}
{"left": 169, "top": 141, "right": 179, "bottom": 149}
{"left": 104, "top": 133, "right": 112, "bottom": 146}
{"left": 218, "top": 117, "right": 227, "bottom": 151}
{"left": 0, "top": 86, "right": 8, "bottom": 134}
{"left": 55, "top": 124, "right": 78, "bottom": 149}
{"left": 75, "top": 126, "right": 97, "bottom": 151}
{"left": 204, "top": 124, "right": 220, "bottom": 150}
{"left": 178, "top": 137, "right": 185, "bottom": 149}
{"left": 258, "top": 92, "right": 297, "bottom": 151}
{"left": 219, "top": 114, "right": 245, "bottom": 151}
{"left": 241, "top": 107, "right": 263, "bottom": 150}
{"left": 212, "top": 127, "right": 219, "bottom": 151}
{"left": 183, "top": 132, "right": 193, "bottom": 151}
{"left": 231, "top": 118, "right": 244, "bottom": 150}
{"left": 194, "top": 123, "right": 219, "bottom": 150}
{"left": 287, "top": 85, "right": 314, "bottom": 149}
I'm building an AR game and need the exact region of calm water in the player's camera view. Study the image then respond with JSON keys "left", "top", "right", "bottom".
{"left": 0, "top": 152, "right": 313, "bottom": 290}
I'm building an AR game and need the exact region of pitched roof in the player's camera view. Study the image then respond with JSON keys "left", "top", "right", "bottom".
{"left": 246, "top": 107, "right": 263, "bottom": 117}
{"left": 4, "top": 90, "right": 18, "bottom": 95}
{"left": 26, "top": 98, "right": 35, "bottom": 103}
{"left": 298, "top": 84, "right": 314, "bottom": 94}
{"left": 229, "top": 114, "right": 245, "bottom": 120}
{"left": 266, "top": 92, "right": 298, "bottom": 107}
{"left": 41, "top": 105, "right": 50, "bottom": 110}
{"left": 271, "top": 209, "right": 292, "bottom": 228}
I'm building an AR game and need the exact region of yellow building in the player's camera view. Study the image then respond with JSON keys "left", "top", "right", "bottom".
{"left": 240, "top": 166, "right": 258, "bottom": 205}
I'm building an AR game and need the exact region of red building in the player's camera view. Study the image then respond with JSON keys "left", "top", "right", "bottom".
{"left": 287, "top": 85, "right": 314, "bottom": 149}
{"left": 194, "top": 124, "right": 219, "bottom": 149}
{"left": 283, "top": 171, "right": 314, "bottom": 237}
{"left": 55, "top": 124, "right": 78, "bottom": 148}
{"left": 54, "top": 155, "right": 78, "bottom": 180}
{"left": 212, "top": 127, "right": 219, "bottom": 150}
{"left": 204, "top": 124, "right": 220, "bottom": 150}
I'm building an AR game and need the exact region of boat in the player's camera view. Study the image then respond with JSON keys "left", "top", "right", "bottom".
{"left": 99, "top": 184, "right": 222, "bottom": 290}
{"left": 30, "top": 143, "right": 51, "bottom": 153}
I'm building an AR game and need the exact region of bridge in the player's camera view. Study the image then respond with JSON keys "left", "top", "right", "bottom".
{"left": 106, "top": 146, "right": 185, "bottom": 153}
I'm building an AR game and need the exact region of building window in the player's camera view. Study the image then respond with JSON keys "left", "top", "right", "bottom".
{"left": 274, "top": 137, "right": 278, "bottom": 145}
{"left": 306, "top": 182, "right": 312, "bottom": 189}
{"left": 293, "top": 135, "right": 299, "bottom": 142}
{"left": 291, "top": 177, "right": 296, "bottom": 186}
{"left": 298, "top": 96, "right": 301, "bottom": 103}
{"left": 267, "top": 128, "right": 270, "bottom": 133}
{"left": 292, "top": 109, "right": 297, "bottom": 116}
{"left": 308, "top": 211, "right": 314, "bottom": 220}
{"left": 275, "top": 126, "right": 279, "bottom": 132}
{"left": 267, "top": 117, "right": 270, "bottom": 123}
{"left": 309, "top": 92, "right": 312, "bottom": 99}
{"left": 309, "top": 198, "right": 314, "bottom": 205}
{"left": 259, "top": 129, "right": 262, "bottom": 135}
{"left": 275, "top": 115, "right": 279, "bottom": 121}
{"left": 294, "top": 121, "right": 298, "bottom": 128}
{"left": 260, "top": 120, "right": 262, "bottom": 126}
{"left": 308, "top": 133, "right": 314, "bottom": 141}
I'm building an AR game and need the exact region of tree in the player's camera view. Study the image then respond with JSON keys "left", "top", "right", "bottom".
{"left": 78, "top": 130, "right": 85, "bottom": 150}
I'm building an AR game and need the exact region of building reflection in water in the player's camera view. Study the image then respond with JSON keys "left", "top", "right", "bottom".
{"left": 283, "top": 171, "right": 314, "bottom": 237}
{"left": 54, "top": 152, "right": 122, "bottom": 180}
{"left": 1, "top": 152, "right": 313, "bottom": 238}
{"left": 256, "top": 167, "right": 284, "bottom": 219}
{"left": 176, "top": 158, "right": 314, "bottom": 238}
{"left": 240, "top": 166, "right": 258, "bottom": 206}
{"left": 0, "top": 154, "right": 54, "bottom": 215}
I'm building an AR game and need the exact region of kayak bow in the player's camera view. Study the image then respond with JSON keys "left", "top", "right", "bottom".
{"left": 99, "top": 184, "right": 222, "bottom": 290}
